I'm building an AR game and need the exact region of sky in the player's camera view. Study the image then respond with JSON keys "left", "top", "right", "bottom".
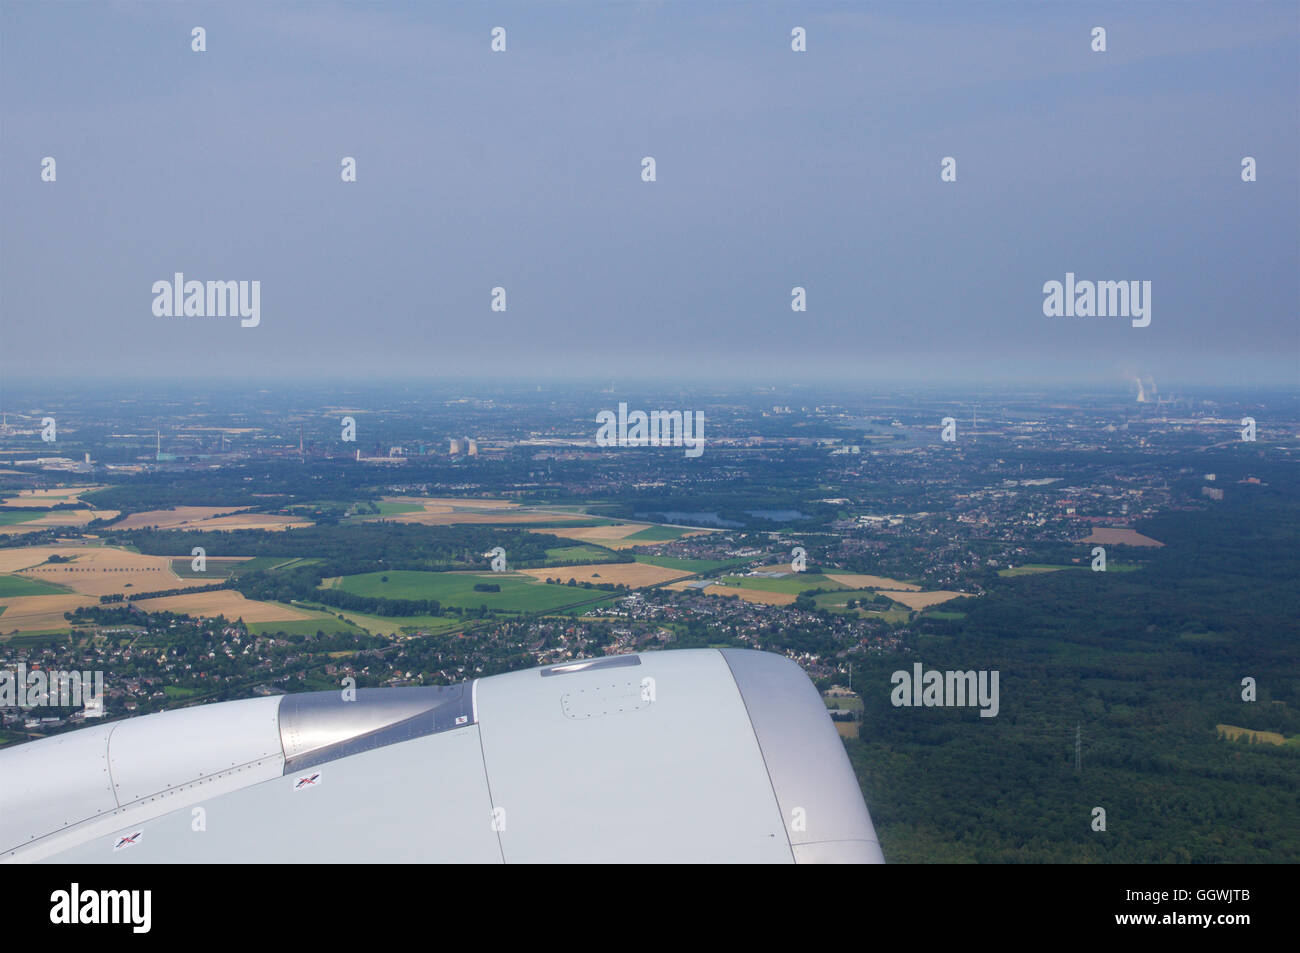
{"left": 1, "top": 1, "right": 1297, "bottom": 390}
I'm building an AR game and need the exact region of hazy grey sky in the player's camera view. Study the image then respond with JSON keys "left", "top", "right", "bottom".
{"left": 2, "top": 1, "right": 1296, "bottom": 388}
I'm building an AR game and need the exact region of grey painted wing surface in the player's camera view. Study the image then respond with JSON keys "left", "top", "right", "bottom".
{"left": 721, "top": 649, "right": 885, "bottom": 863}
{"left": 0, "top": 649, "right": 883, "bottom": 863}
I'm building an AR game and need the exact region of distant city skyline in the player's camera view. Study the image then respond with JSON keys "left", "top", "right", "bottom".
{"left": 2, "top": 2, "right": 1297, "bottom": 387}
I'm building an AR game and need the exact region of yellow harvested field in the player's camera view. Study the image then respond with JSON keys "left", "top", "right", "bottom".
{"left": 182, "top": 513, "right": 310, "bottom": 531}
{"left": 529, "top": 524, "right": 714, "bottom": 549}
{"left": 517, "top": 563, "right": 690, "bottom": 587}
{"left": 886, "top": 590, "right": 967, "bottom": 611}
{"left": 2, "top": 486, "right": 106, "bottom": 507}
{"left": 107, "top": 507, "right": 311, "bottom": 532}
{"left": 6, "top": 545, "right": 209, "bottom": 597}
{"left": 131, "top": 590, "right": 311, "bottom": 622}
{"left": 527, "top": 525, "right": 643, "bottom": 548}
{"left": 825, "top": 573, "right": 920, "bottom": 591}
{"left": 1080, "top": 527, "right": 1164, "bottom": 548}
{"left": 702, "top": 585, "right": 795, "bottom": 605}
{"left": 378, "top": 495, "right": 587, "bottom": 527}
{"left": 0, "top": 594, "right": 98, "bottom": 632}
{"left": 535, "top": 523, "right": 651, "bottom": 541}
{"left": 109, "top": 506, "right": 251, "bottom": 530}
{"left": 0, "top": 548, "right": 69, "bottom": 573}
{"left": 390, "top": 510, "right": 576, "bottom": 526}
{"left": 664, "top": 581, "right": 796, "bottom": 605}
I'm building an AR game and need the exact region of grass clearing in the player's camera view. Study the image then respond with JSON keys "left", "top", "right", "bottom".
{"left": 998, "top": 564, "right": 1075, "bottom": 577}
{"left": 1217, "top": 724, "right": 1290, "bottom": 746}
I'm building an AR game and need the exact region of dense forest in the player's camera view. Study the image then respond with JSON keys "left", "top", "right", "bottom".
{"left": 847, "top": 492, "right": 1300, "bottom": 862}
{"left": 111, "top": 523, "right": 613, "bottom": 570}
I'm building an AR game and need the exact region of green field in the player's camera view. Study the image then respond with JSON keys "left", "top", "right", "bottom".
{"left": 809, "top": 588, "right": 912, "bottom": 622}
{"left": 284, "top": 499, "right": 349, "bottom": 512}
{"left": 262, "top": 557, "right": 321, "bottom": 572}
{"left": 247, "top": 613, "right": 369, "bottom": 637}
{"left": 634, "top": 554, "right": 751, "bottom": 574}
{"left": 824, "top": 695, "right": 865, "bottom": 712}
{"left": 171, "top": 554, "right": 302, "bottom": 579}
{"left": 344, "top": 501, "right": 426, "bottom": 520}
{"left": 552, "top": 592, "right": 630, "bottom": 615}
{"left": 170, "top": 557, "right": 249, "bottom": 579}
{"left": 714, "top": 573, "right": 843, "bottom": 595}
{"left": 0, "top": 629, "right": 69, "bottom": 646}
{"left": 337, "top": 612, "right": 464, "bottom": 637}
{"left": 373, "top": 501, "right": 424, "bottom": 515}
{"left": 0, "top": 575, "right": 73, "bottom": 597}
{"left": 543, "top": 545, "right": 621, "bottom": 564}
{"left": 0, "top": 511, "right": 42, "bottom": 526}
{"left": 331, "top": 570, "right": 593, "bottom": 613}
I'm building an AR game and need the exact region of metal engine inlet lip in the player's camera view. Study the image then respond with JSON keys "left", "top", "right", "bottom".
{"left": 277, "top": 684, "right": 473, "bottom": 771}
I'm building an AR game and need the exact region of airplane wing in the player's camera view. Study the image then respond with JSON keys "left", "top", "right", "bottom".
{"left": 0, "top": 648, "right": 883, "bottom": 863}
